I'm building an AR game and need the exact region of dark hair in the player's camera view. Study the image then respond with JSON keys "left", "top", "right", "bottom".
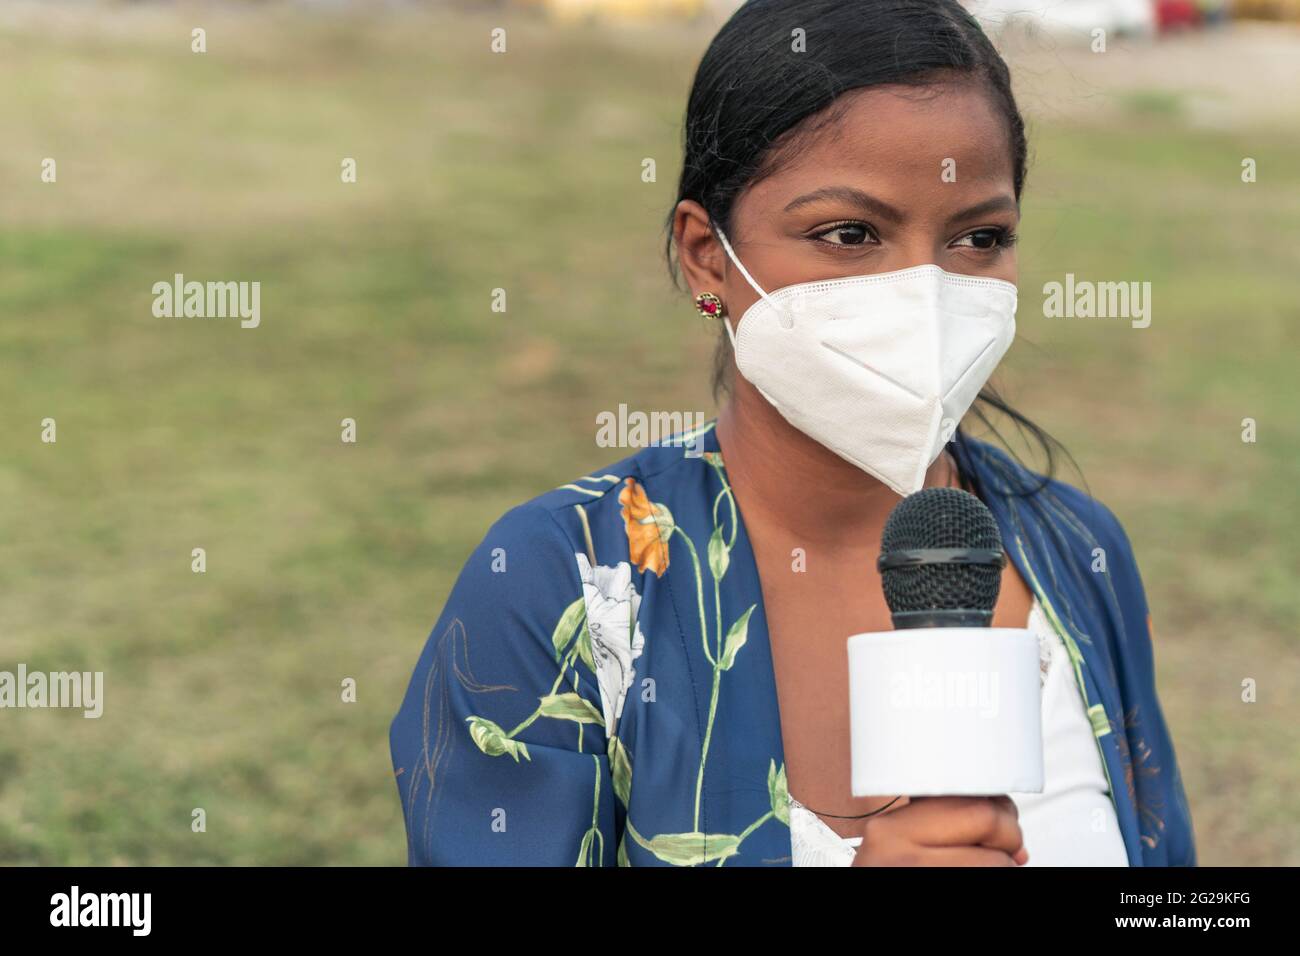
{"left": 664, "top": 0, "right": 1073, "bottom": 492}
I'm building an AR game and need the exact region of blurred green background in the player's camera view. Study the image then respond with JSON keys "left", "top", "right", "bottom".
{"left": 0, "top": 2, "right": 1296, "bottom": 864}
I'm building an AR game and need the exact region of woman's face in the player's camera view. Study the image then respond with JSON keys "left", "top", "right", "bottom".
{"left": 678, "top": 81, "right": 1019, "bottom": 325}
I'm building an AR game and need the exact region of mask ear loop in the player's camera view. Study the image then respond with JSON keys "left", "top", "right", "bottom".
{"left": 712, "top": 225, "right": 793, "bottom": 333}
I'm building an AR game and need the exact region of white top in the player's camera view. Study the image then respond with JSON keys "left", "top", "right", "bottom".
{"left": 788, "top": 596, "right": 1130, "bottom": 866}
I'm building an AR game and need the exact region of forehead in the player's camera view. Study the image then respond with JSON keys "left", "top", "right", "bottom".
{"left": 746, "top": 82, "right": 1015, "bottom": 207}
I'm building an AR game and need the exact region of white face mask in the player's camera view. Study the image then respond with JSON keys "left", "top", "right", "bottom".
{"left": 713, "top": 226, "right": 1017, "bottom": 497}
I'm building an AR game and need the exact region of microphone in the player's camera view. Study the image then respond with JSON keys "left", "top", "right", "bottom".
{"left": 878, "top": 487, "right": 1007, "bottom": 629}
{"left": 846, "top": 487, "right": 1044, "bottom": 797}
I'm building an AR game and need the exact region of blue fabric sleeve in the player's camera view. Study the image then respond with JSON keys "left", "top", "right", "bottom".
{"left": 389, "top": 502, "right": 617, "bottom": 866}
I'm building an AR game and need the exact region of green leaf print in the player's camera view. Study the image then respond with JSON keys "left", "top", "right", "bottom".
{"left": 576, "top": 622, "right": 596, "bottom": 673}
{"left": 577, "top": 826, "right": 605, "bottom": 867}
{"left": 538, "top": 692, "right": 605, "bottom": 725}
{"left": 718, "top": 605, "right": 755, "bottom": 671}
{"left": 634, "top": 830, "right": 742, "bottom": 866}
{"left": 767, "top": 759, "right": 790, "bottom": 825}
{"left": 551, "top": 597, "right": 587, "bottom": 663}
{"left": 465, "top": 716, "right": 531, "bottom": 762}
{"left": 609, "top": 735, "right": 632, "bottom": 807}
{"left": 707, "top": 524, "right": 730, "bottom": 581}
{"left": 647, "top": 501, "right": 676, "bottom": 541}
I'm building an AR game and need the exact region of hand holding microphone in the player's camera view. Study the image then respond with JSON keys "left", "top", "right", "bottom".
{"left": 847, "top": 487, "right": 1043, "bottom": 866}
{"left": 851, "top": 795, "right": 1028, "bottom": 867}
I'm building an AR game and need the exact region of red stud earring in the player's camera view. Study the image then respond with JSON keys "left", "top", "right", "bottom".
{"left": 694, "top": 291, "right": 724, "bottom": 318}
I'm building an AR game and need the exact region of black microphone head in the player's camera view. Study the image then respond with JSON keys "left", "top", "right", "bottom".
{"left": 878, "top": 487, "right": 1005, "bottom": 628}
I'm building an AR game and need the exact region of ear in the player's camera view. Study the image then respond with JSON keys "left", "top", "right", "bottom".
{"left": 672, "top": 199, "right": 728, "bottom": 298}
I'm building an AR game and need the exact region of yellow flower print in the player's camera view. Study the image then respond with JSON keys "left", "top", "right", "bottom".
{"left": 619, "top": 477, "right": 672, "bottom": 577}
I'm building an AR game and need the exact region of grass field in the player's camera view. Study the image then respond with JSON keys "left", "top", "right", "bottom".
{"left": 0, "top": 2, "right": 1296, "bottom": 865}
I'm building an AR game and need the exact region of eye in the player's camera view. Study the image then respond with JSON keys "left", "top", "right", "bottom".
{"left": 952, "top": 227, "right": 1017, "bottom": 251}
{"left": 810, "top": 220, "right": 876, "bottom": 247}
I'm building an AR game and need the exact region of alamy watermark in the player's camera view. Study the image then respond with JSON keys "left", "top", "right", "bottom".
{"left": 888, "top": 666, "right": 1001, "bottom": 719}
{"left": 1042, "top": 273, "right": 1151, "bottom": 329}
{"left": 0, "top": 665, "right": 103, "bottom": 718}
{"left": 152, "top": 273, "right": 260, "bottom": 328}
{"left": 595, "top": 405, "right": 708, "bottom": 458}
{"left": 50, "top": 886, "right": 150, "bottom": 936}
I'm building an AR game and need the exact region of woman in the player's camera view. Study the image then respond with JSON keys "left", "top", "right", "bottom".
{"left": 390, "top": 0, "right": 1196, "bottom": 866}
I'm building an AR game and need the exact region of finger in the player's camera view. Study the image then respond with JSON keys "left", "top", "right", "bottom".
{"left": 990, "top": 794, "right": 1019, "bottom": 820}
{"left": 853, "top": 825, "right": 1015, "bottom": 868}
{"left": 983, "top": 797, "right": 1027, "bottom": 862}
{"left": 902, "top": 796, "right": 1024, "bottom": 857}
{"left": 916, "top": 845, "right": 1019, "bottom": 867}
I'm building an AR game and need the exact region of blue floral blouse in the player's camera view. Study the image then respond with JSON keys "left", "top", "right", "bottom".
{"left": 389, "top": 420, "right": 1196, "bottom": 866}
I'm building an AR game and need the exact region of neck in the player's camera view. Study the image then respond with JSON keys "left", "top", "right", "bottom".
{"left": 715, "top": 378, "right": 958, "bottom": 549}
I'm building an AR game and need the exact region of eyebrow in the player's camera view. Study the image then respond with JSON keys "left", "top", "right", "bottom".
{"left": 944, "top": 195, "right": 1019, "bottom": 227}
{"left": 782, "top": 186, "right": 904, "bottom": 223}
{"left": 782, "top": 185, "right": 1019, "bottom": 227}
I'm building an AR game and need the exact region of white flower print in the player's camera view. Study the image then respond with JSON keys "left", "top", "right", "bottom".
{"left": 575, "top": 552, "right": 646, "bottom": 737}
